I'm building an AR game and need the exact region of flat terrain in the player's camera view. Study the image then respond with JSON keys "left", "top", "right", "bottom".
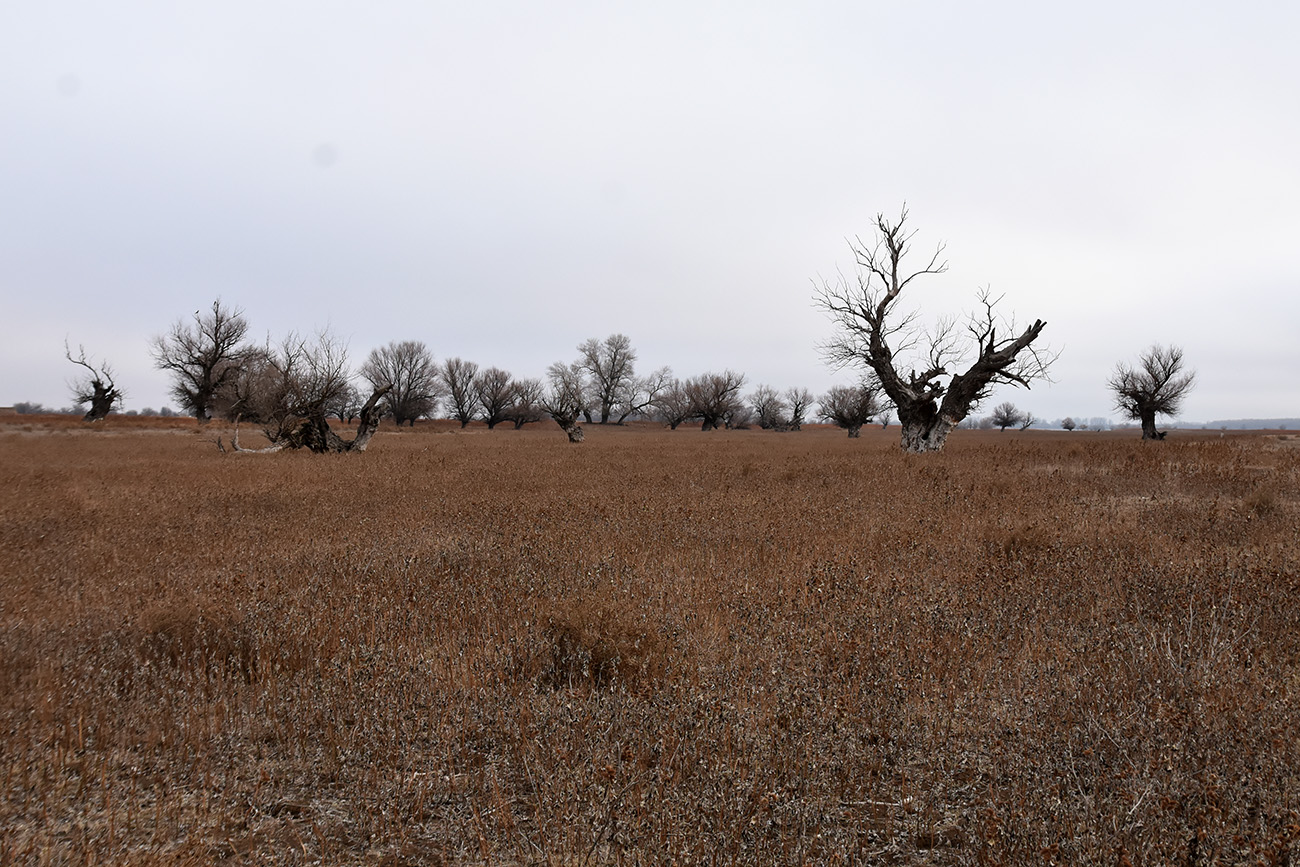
{"left": 1, "top": 416, "right": 1298, "bottom": 865}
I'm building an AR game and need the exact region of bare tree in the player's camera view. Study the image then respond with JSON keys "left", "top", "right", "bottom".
{"left": 150, "top": 299, "right": 251, "bottom": 422}
{"left": 749, "top": 384, "right": 789, "bottom": 430}
{"left": 990, "top": 401, "right": 1023, "bottom": 431}
{"left": 225, "top": 330, "right": 391, "bottom": 454}
{"left": 879, "top": 409, "right": 893, "bottom": 430}
{"left": 1108, "top": 344, "right": 1196, "bottom": 440}
{"left": 684, "top": 371, "right": 746, "bottom": 432}
{"left": 440, "top": 357, "right": 480, "bottom": 428}
{"left": 816, "top": 208, "right": 1052, "bottom": 452}
{"left": 577, "top": 334, "right": 638, "bottom": 424}
{"left": 542, "top": 362, "right": 588, "bottom": 442}
{"left": 327, "top": 383, "right": 362, "bottom": 423}
{"left": 228, "top": 330, "right": 354, "bottom": 444}
{"left": 820, "top": 382, "right": 884, "bottom": 438}
{"left": 473, "top": 367, "right": 515, "bottom": 429}
{"left": 652, "top": 378, "right": 696, "bottom": 430}
{"left": 615, "top": 366, "right": 673, "bottom": 424}
{"left": 1019, "top": 411, "right": 1038, "bottom": 431}
{"left": 785, "top": 387, "right": 813, "bottom": 432}
{"left": 65, "top": 342, "right": 123, "bottom": 422}
{"left": 230, "top": 385, "right": 391, "bottom": 454}
{"left": 505, "top": 377, "right": 545, "bottom": 429}
{"left": 1061, "top": 417, "right": 1077, "bottom": 431}
{"left": 360, "top": 340, "right": 442, "bottom": 426}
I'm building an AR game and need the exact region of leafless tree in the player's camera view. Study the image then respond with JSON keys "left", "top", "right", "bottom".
{"left": 749, "top": 384, "right": 789, "bottom": 430}
{"left": 505, "top": 377, "right": 545, "bottom": 429}
{"left": 577, "top": 334, "right": 638, "bottom": 424}
{"left": 1061, "top": 417, "right": 1077, "bottom": 431}
{"left": 65, "top": 342, "right": 123, "bottom": 422}
{"left": 1019, "top": 411, "right": 1038, "bottom": 431}
{"left": 542, "top": 362, "right": 588, "bottom": 442}
{"left": 150, "top": 299, "right": 252, "bottom": 422}
{"left": 1108, "top": 344, "right": 1196, "bottom": 440}
{"left": 816, "top": 208, "right": 1052, "bottom": 452}
{"left": 327, "top": 382, "right": 363, "bottom": 423}
{"left": 229, "top": 385, "right": 391, "bottom": 454}
{"left": 615, "top": 366, "right": 673, "bottom": 424}
{"left": 473, "top": 367, "right": 515, "bottom": 430}
{"left": 684, "top": 371, "right": 746, "bottom": 432}
{"left": 227, "top": 330, "right": 354, "bottom": 444}
{"left": 652, "top": 379, "right": 696, "bottom": 430}
{"left": 785, "top": 387, "right": 813, "bottom": 432}
{"left": 225, "top": 330, "right": 391, "bottom": 454}
{"left": 820, "top": 382, "right": 884, "bottom": 438}
{"left": 440, "top": 357, "right": 480, "bottom": 428}
{"left": 990, "top": 401, "right": 1023, "bottom": 431}
{"left": 879, "top": 409, "right": 893, "bottom": 429}
{"left": 361, "top": 340, "right": 442, "bottom": 426}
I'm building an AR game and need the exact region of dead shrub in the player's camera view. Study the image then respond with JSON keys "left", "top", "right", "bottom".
{"left": 137, "top": 599, "right": 257, "bottom": 682}
{"left": 538, "top": 601, "right": 667, "bottom": 690}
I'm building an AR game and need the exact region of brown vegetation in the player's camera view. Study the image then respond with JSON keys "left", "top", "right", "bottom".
{"left": 1, "top": 417, "right": 1297, "bottom": 864}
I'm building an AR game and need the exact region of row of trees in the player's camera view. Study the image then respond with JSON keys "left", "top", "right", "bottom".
{"left": 61, "top": 208, "right": 1196, "bottom": 450}
{"left": 139, "top": 302, "right": 911, "bottom": 448}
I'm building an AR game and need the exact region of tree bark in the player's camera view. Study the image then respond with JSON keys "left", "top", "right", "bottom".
{"left": 231, "top": 386, "right": 390, "bottom": 454}
{"left": 1139, "top": 409, "right": 1165, "bottom": 440}
{"left": 82, "top": 385, "right": 118, "bottom": 423}
{"left": 847, "top": 424, "right": 861, "bottom": 439}
{"left": 898, "top": 407, "right": 959, "bottom": 452}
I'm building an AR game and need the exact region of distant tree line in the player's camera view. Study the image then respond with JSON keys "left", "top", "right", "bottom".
{"left": 126, "top": 300, "right": 922, "bottom": 447}
{"left": 40, "top": 208, "right": 1198, "bottom": 449}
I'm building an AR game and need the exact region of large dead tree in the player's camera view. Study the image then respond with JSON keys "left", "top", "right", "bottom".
{"left": 65, "top": 342, "right": 123, "bottom": 422}
{"left": 817, "top": 208, "right": 1052, "bottom": 452}
{"left": 230, "top": 385, "right": 391, "bottom": 453}
{"left": 224, "top": 330, "right": 390, "bottom": 454}
{"left": 150, "top": 299, "right": 251, "bottom": 422}
{"left": 1108, "top": 344, "right": 1195, "bottom": 440}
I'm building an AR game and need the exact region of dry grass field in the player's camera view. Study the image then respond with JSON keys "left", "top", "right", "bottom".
{"left": 1, "top": 416, "right": 1298, "bottom": 865}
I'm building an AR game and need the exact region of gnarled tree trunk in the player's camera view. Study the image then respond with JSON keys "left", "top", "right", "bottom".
{"left": 1139, "top": 408, "right": 1165, "bottom": 440}
{"left": 896, "top": 402, "right": 960, "bottom": 452}
{"left": 82, "top": 382, "right": 119, "bottom": 423}
{"left": 230, "top": 386, "right": 391, "bottom": 454}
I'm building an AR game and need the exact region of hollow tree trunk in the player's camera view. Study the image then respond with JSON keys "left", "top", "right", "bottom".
{"left": 899, "top": 420, "right": 957, "bottom": 452}
{"left": 897, "top": 402, "right": 959, "bottom": 453}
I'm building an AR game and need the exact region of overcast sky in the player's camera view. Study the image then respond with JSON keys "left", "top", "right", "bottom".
{"left": 3, "top": 1, "right": 1297, "bottom": 422}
